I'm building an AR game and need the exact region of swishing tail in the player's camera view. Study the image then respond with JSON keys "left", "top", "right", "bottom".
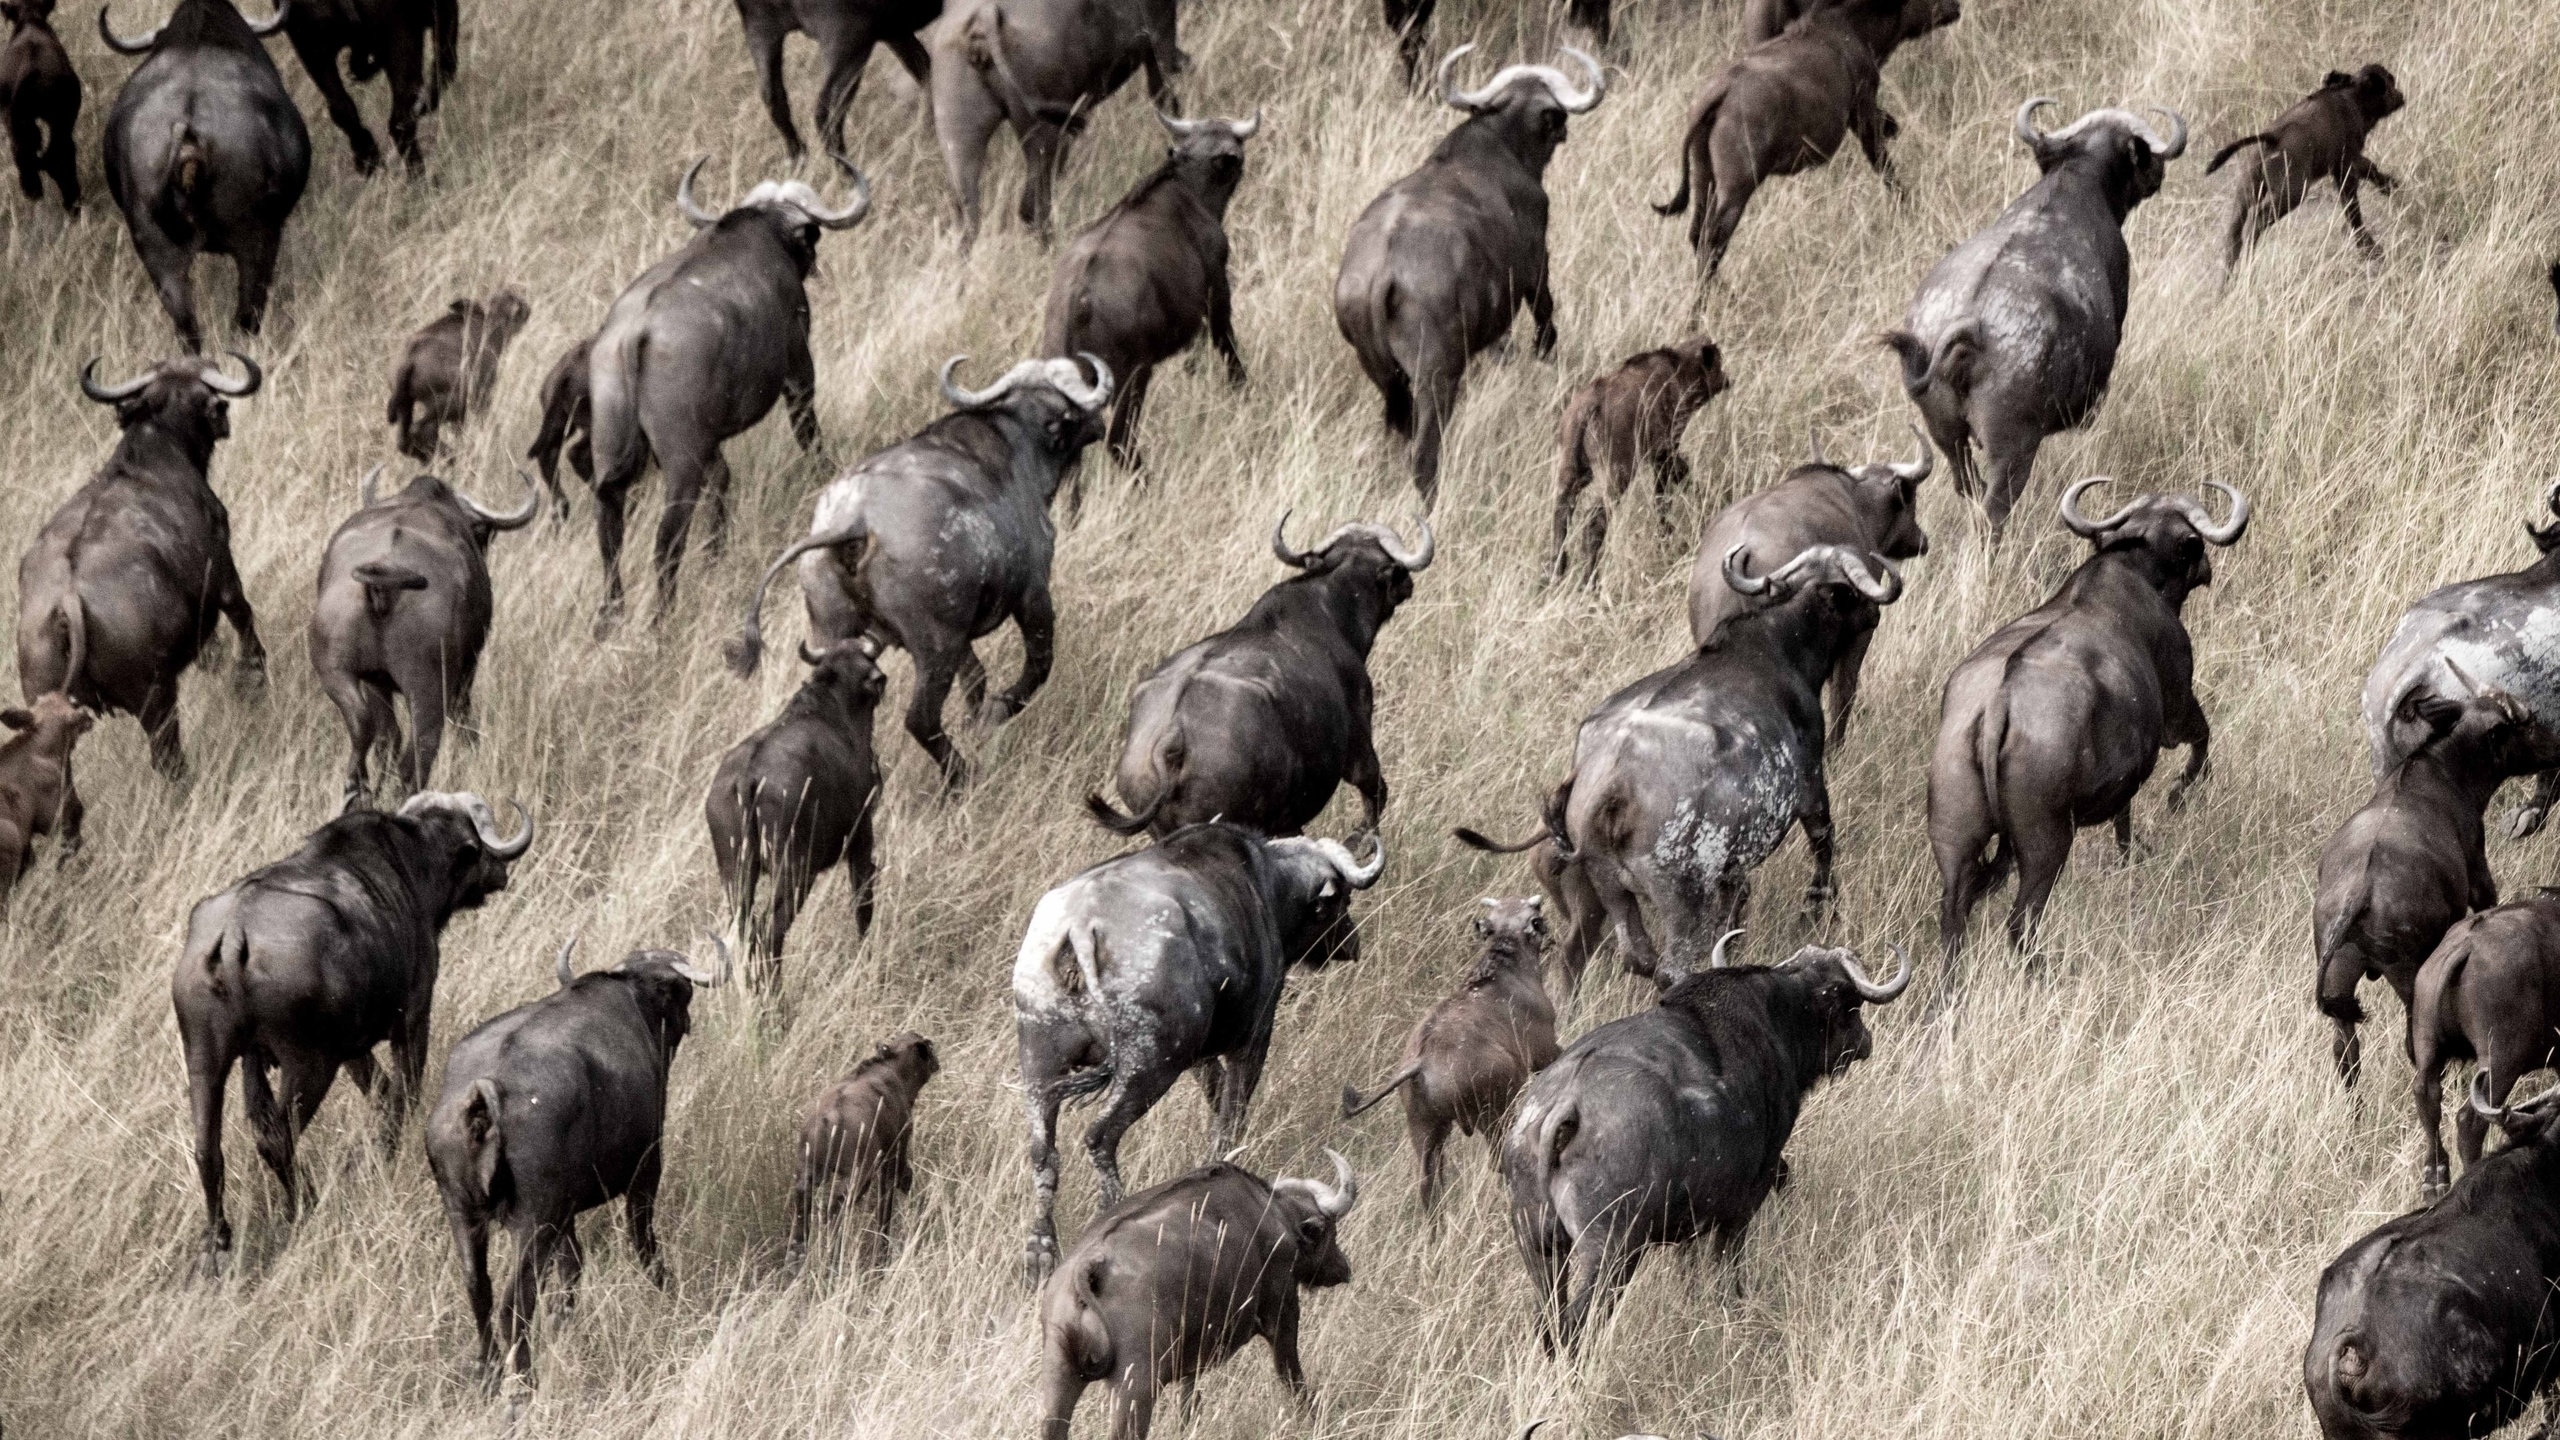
{"left": 2205, "top": 134, "right": 2272, "bottom": 174}
{"left": 52, "top": 593, "right": 88, "bottom": 700}
{"left": 1455, "top": 781, "right": 1577, "bottom": 859}
{"left": 728, "top": 785, "right": 769, "bottom": 956}
{"left": 725, "top": 519, "right": 868, "bottom": 677}
{"left": 1879, "top": 321, "right": 1980, "bottom": 402}
{"left": 353, "top": 562, "right": 431, "bottom": 619}
{"left": 1652, "top": 86, "right": 1726, "bottom": 220}
{"left": 1084, "top": 674, "right": 1192, "bottom": 835}
{"left": 1341, "top": 1062, "right": 1425, "bottom": 1118}
{"left": 457, "top": 1078, "right": 509, "bottom": 1208}
{"left": 1973, "top": 700, "right": 2009, "bottom": 851}
{"left": 151, "top": 123, "right": 211, "bottom": 243}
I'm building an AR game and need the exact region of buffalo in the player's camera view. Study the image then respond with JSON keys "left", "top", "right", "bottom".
{"left": 1040, "top": 107, "right": 1259, "bottom": 474}
{"left": 1038, "top": 1154, "right": 1357, "bottom": 1440}
{"left": 17, "top": 355, "right": 267, "bottom": 780}
{"left": 426, "top": 932, "right": 727, "bottom": 1383}
{"left": 705, "top": 637, "right": 885, "bottom": 982}
{"left": 587, "top": 154, "right": 870, "bottom": 632}
{"left": 789, "top": 1030, "right": 938, "bottom": 1267}
{"left": 1655, "top": 0, "right": 1959, "bottom": 279}
{"left": 2304, "top": 1074, "right": 2560, "bottom": 1440}
{"left": 1686, "top": 426, "right": 1932, "bottom": 742}
{"left": 1336, "top": 45, "right": 1603, "bottom": 509}
{"left": 280, "top": 0, "right": 458, "bottom": 174}
{"left": 1086, "top": 515, "right": 1433, "bottom": 840}
{"left": 727, "top": 355, "right": 1113, "bottom": 787}
{"left": 735, "top": 0, "right": 935, "bottom": 162}
{"left": 2411, "top": 893, "right": 2560, "bottom": 1201}
{"left": 1929, "top": 480, "right": 2246, "bottom": 983}
{"left": 1548, "top": 333, "right": 1730, "bottom": 581}
{"left": 2, "top": 0, "right": 78, "bottom": 213}
{"left": 1459, "top": 544, "right": 1905, "bottom": 994}
{"left": 387, "top": 290, "right": 532, "bottom": 461}
{"left": 175, "top": 792, "right": 532, "bottom": 1268}
{"left": 308, "top": 465, "right": 539, "bottom": 809}
{"left": 0, "top": 691, "right": 93, "bottom": 910}
{"left": 1342, "top": 896, "right": 1558, "bottom": 1210}
{"left": 99, "top": 0, "right": 310, "bottom": 351}
{"left": 1503, "top": 935, "right": 1909, "bottom": 1350}
{"left": 1743, "top": 0, "right": 1961, "bottom": 50}
{"left": 1882, "top": 101, "right": 2186, "bottom": 529}
{"left": 2316, "top": 682, "right": 2560, "bottom": 1092}
{"left": 2210, "top": 64, "right": 2403, "bottom": 273}
{"left": 929, "top": 0, "right": 1182, "bottom": 247}
{"left": 525, "top": 333, "right": 594, "bottom": 522}
{"left": 1013, "top": 823, "right": 1380, "bottom": 1278}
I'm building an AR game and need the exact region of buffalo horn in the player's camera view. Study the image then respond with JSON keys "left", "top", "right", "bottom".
{"left": 1841, "top": 941, "right": 1913, "bottom": 1002}
{"left": 1708, "top": 928, "right": 1743, "bottom": 969}
{"left": 1807, "top": 425, "right": 1828, "bottom": 468}
{"left": 1309, "top": 834, "right": 1385, "bottom": 889}
{"left": 1229, "top": 108, "right": 1263, "bottom": 139}
{"left": 2044, "top": 106, "right": 2183, "bottom": 159}
{"left": 79, "top": 357, "right": 153, "bottom": 403}
{"left": 1888, "top": 422, "right": 1934, "bottom": 482}
{"left": 2058, "top": 476, "right": 2141, "bottom": 537}
{"left": 200, "top": 351, "right": 262, "bottom": 396}
{"left": 242, "top": 0, "right": 286, "bottom": 35}
{"left": 1288, "top": 1147, "right": 1359, "bottom": 1218}
{"left": 1445, "top": 46, "right": 1604, "bottom": 114}
{"left": 1270, "top": 509, "right": 1316, "bottom": 569}
{"left": 675, "top": 156, "right": 721, "bottom": 228}
{"left": 805, "top": 152, "right": 872, "bottom": 229}
{"left": 455, "top": 469, "right": 542, "bottom": 530}
{"left": 1836, "top": 551, "right": 1904, "bottom": 604}
{"left": 1155, "top": 108, "right": 1209, "bottom": 139}
{"left": 670, "top": 929, "right": 732, "bottom": 988}
{"left": 2014, "top": 96, "right": 2058, "bottom": 151}
{"left": 554, "top": 933, "right": 580, "bottom": 989}
{"left": 96, "top": 3, "right": 160, "bottom": 52}
{"left": 2470, "top": 1069, "right": 2513, "bottom": 1125}
{"left": 1721, "top": 543, "right": 1770, "bottom": 596}
{"left": 1434, "top": 43, "right": 1482, "bottom": 111}
{"left": 2188, "top": 479, "right": 2249, "bottom": 546}
{"left": 1380, "top": 517, "right": 1434, "bottom": 571}
{"left": 1055, "top": 353, "right": 1115, "bottom": 411}
{"left": 2143, "top": 106, "right": 2189, "bottom": 159}
{"left": 359, "top": 462, "right": 387, "bottom": 507}
{"left": 476, "top": 797, "right": 535, "bottom": 858}
{"left": 798, "top": 640, "right": 828, "bottom": 666}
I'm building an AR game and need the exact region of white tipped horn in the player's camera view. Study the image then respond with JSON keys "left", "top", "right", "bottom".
{"left": 675, "top": 156, "right": 720, "bottom": 228}
{"left": 1709, "top": 929, "right": 1743, "bottom": 968}
{"left": 1722, "top": 544, "right": 1770, "bottom": 596}
{"left": 1841, "top": 941, "right": 1912, "bottom": 1002}
{"left": 554, "top": 933, "right": 579, "bottom": 989}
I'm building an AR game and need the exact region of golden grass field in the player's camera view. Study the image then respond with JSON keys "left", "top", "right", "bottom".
{"left": 3, "top": 0, "right": 2557, "bottom": 1433}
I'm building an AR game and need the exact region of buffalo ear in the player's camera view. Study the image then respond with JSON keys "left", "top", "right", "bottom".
{"left": 2398, "top": 690, "right": 2465, "bottom": 738}
{"left": 2323, "top": 70, "right": 2354, "bottom": 90}
{"left": 1473, "top": 916, "right": 1493, "bottom": 938}
{"left": 1295, "top": 1214, "right": 1328, "bottom": 1250}
{"left": 0, "top": 709, "right": 33, "bottom": 731}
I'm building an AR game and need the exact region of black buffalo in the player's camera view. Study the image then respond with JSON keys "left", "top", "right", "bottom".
{"left": 2, "top": 0, "right": 79, "bottom": 213}
{"left": 735, "top": 0, "right": 935, "bottom": 162}
{"left": 280, "top": 0, "right": 458, "bottom": 174}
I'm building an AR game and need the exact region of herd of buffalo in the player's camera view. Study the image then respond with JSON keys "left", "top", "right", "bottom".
{"left": 5, "top": 0, "right": 2559, "bottom": 1432}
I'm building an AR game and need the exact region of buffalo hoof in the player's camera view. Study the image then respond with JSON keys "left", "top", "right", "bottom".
{"left": 593, "top": 601, "right": 626, "bottom": 641}
{"left": 232, "top": 658, "right": 268, "bottom": 700}
{"left": 1023, "top": 1235, "right": 1057, "bottom": 1287}
{"left": 979, "top": 695, "right": 1025, "bottom": 728}
{"left": 2421, "top": 1164, "right": 2450, "bottom": 1205}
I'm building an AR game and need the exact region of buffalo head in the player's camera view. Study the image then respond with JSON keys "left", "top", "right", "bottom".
{"left": 557, "top": 931, "right": 731, "bottom": 1062}
{"left": 1155, "top": 108, "right": 1262, "bottom": 219}
{"left": 1269, "top": 1148, "right": 1360, "bottom": 1287}
{"left": 79, "top": 352, "right": 261, "bottom": 464}
{"left": 940, "top": 353, "right": 1115, "bottom": 457}
{"left": 1704, "top": 930, "right": 1912, "bottom": 1073}
{"left": 2396, "top": 674, "right": 2560, "bottom": 781}
{"left": 0, "top": 692, "right": 96, "bottom": 746}
{"left": 1270, "top": 833, "right": 1385, "bottom": 968}
{"left": 2323, "top": 64, "right": 2404, "bottom": 126}
{"left": 2014, "top": 99, "right": 2188, "bottom": 209}
{"left": 1435, "top": 43, "right": 1604, "bottom": 171}
{"left": 798, "top": 635, "right": 888, "bottom": 715}
{"left": 676, "top": 152, "right": 871, "bottom": 269}
{"left": 5, "top": 0, "right": 59, "bottom": 25}
{"left": 1270, "top": 511, "right": 1435, "bottom": 613}
{"left": 98, "top": 0, "right": 285, "bottom": 51}
{"left": 1810, "top": 422, "right": 1934, "bottom": 559}
{"left": 2526, "top": 478, "right": 2560, "bottom": 554}
{"left": 2058, "top": 477, "right": 2249, "bottom": 599}
{"left": 396, "top": 791, "right": 534, "bottom": 909}
{"left": 359, "top": 465, "right": 542, "bottom": 547}
{"left": 1720, "top": 542, "right": 1905, "bottom": 619}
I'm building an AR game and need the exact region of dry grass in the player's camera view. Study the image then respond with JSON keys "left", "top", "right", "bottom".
{"left": 2, "top": 0, "right": 2556, "bottom": 1434}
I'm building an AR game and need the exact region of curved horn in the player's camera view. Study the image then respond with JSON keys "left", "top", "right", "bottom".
{"left": 1550, "top": 46, "right": 1604, "bottom": 112}
{"left": 96, "top": 3, "right": 160, "bottom": 52}
{"left": 940, "top": 355, "right": 1051, "bottom": 409}
{"left": 1708, "top": 928, "right": 1743, "bottom": 969}
{"left": 798, "top": 639, "right": 828, "bottom": 666}
{"left": 1307, "top": 1146, "right": 1359, "bottom": 1218}
{"left": 668, "top": 929, "right": 732, "bottom": 989}
{"left": 553, "top": 933, "right": 579, "bottom": 989}
{"left": 2143, "top": 106, "right": 2188, "bottom": 159}
{"left": 1270, "top": 509, "right": 1316, "bottom": 569}
{"left": 1057, "top": 353, "right": 1115, "bottom": 411}
{"left": 2014, "top": 96, "right": 2057, "bottom": 151}
{"left": 2471, "top": 1068, "right": 2512, "bottom": 1125}
{"left": 675, "top": 156, "right": 720, "bottom": 228}
{"left": 2190, "top": 479, "right": 2249, "bottom": 545}
{"left": 1228, "top": 108, "right": 1263, "bottom": 140}
{"left": 241, "top": 0, "right": 286, "bottom": 35}
{"left": 1836, "top": 551, "right": 1905, "bottom": 604}
{"left": 1434, "top": 42, "right": 1481, "bottom": 112}
{"left": 1841, "top": 941, "right": 1912, "bottom": 1002}
{"left": 1309, "top": 834, "right": 1385, "bottom": 889}
{"left": 79, "top": 357, "right": 153, "bottom": 404}
{"left": 1155, "top": 107, "right": 1209, "bottom": 139}
{"left": 454, "top": 469, "right": 542, "bottom": 530}
{"left": 359, "top": 463, "right": 387, "bottom": 507}
{"left": 477, "top": 798, "right": 534, "bottom": 859}
{"left": 1721, "top": 543, "right": 1770, "bottom": 596}
{"left": 804, "top": 152, "right": 872, "bottom": 229}
{"left": 1807, "top": 425, "right": 1829, "bottom": 469}
{"left": 200, "top": 351, "right": 262, "bottom": 395}
{"left": 1378, "top": 517, "right": 1434, "bottom": 572}
{"left": 1889, "top": 421, "right": 1933, "bottom": 482}
{"left": 2058, "top": 476, "right": 2140, "bottom": 538}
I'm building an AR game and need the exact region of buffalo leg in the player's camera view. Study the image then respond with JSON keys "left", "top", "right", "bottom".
{"left": 2509, "top": 769, "right": 2560, "bottom": 838}
{"left": 2317, "top": 943, "right": 2369, "bottom": 1088}
{"left": 136, "top": 231, "right": 204, "bottom": 352}
{"left": 2165, "top": 737, "right": 2211, "bottom": 812}
{"left": 546, "top": 1215, "right": 584, "bottom": 1323}
{"left": 1412, "top": 1113, "right": 1451, "bottom": 1210}
{"left": 1978, "top": 428, "right": 2044, "bottom": 535}
{"left": 628, "top": 1149, "right": 666, "bottom": 1286}
{"left": 1207, "top": 1030, "right": 1271, "bottom": 1160}
{"left": 217, "top": 565, "right": 268, "bottom": 696}
{"left": 935, "top": 73, "right": 1003, "bottom": 249}
{"left": 1106, "top": 365, "right": 1154, "bottom": 471}
{"left": 398, "top": 671, "right": 448, "bottom": 797}
{"left": 2414, "top": 1059, "right": 2452, "bottom": 1200}
{"left": 744, "top": 13, "right": 807, "bottom": 160}
{"left": 1557, "top": 1229, "right": 1641, "bottom": 1352}
{"left": 385, "top": 995, "right": 432, "bottom": 1155}
{"left": 904, "top": 643, "right": 971, "bottom": 788}
{"left": 382, "top": 25, "right": 427, "bottom": 173}
{"left": 846, "top": 809, "right": 877, "bottom": 937}
{"left": 2112, "top": 808, "right": 2134, "bottom": 862}
{"left": 444, "top": 1200, "right": 496, "bottom": 1379}
{"left": 1825, "top": 629, "right": 1873, "bottom": 746}
{"left": 494, "top": 1221, "right": 547, "bottom": 1380}
{"left": 1590, "top": 864, "right": 1662, "bottom": 981}
{"left": 140, "top": 685, "right": 186, "bottom": 781}
{"left": 1022, "top": 1068, "right": 1069, "bottom": 1281}
{"left": 1040, "top": 1362, "right": 1087, "bottom": 1440}
{"left": 1384, "top": 0, "right": 1434, "bottom": 85}
{"left": 1699, "top": 169, "right": 1758, "bottom": 281}
{"left": 1526, "top": 264, "right": 1557, "bottom": 359}
{"left": 1538, "top": 850, "right": 1608, "bottom": 999}
{"left": 863, "top": 1166, "right": 897, "bottom": 1269}
{"left": 1550, "top": 445, "right": 1596, "bottom": 583}
{"left": 188, "top": 1044, "right": 235, "bottom": 1263}
{"left": 291, "top": 32, "right": 383, "bottom": 174}
{"left": 2339, "top": 174, "right": 2380, "bottom": 259}
{"left": 884, "top": 32, "right": 930, "bottom": 91}
{"left": 1084, "top": 1063, "right": 1185, "bottom": 1207}
{"left": 811, "top": 28, "right": 881, "bottom": 159}
{"left": 1796, "top": 769, "right": 1836, "bottom": 911}
{"left": 700, "top": 453, "right": 736, "bottom": 560}
{"left": 987, "top": 588, "right": 1054, "bottom": 724}
{"left": 1267, "top": 1294, "right": 1311, "bottom": 1406}
{"left": 1345, "top": 728, "right": 1387, "bottom": 837}
{"left": 54, "top": 777, "right": 84, "bottom": 863}
{"left": 9, "top": 108, "right": 43, "bottom": 201}
{"left": 2003, "top": 815, "right": 2074, "bottom": 956}
{"left": 592, "top": 475, "right": 635, "bottom": 632}
{"left": 40, "top": 113, "right": 77, "bottom": 214}
{"left": 1016, "top": 121, "right": 1068, "bottom": 243}
{"left": 647, "top": 436, "right": 720, "bottom": 624}
{"left": 1854, "top": 104, "right": 1899, "bottom": 192}
{"left": 320, "top": 671, "right": 381, "bottom": 808}
{"left": 1106, "top": 1376, "right": 1161, "bottom": 1440}
{"left": 1573, "top": 497, "right": 1611, "bottom": 586}
{"left": 428, "top": 0, "right": 457, "bottom": 103}
{"left": 1408, "top": 356, "right": 1464, "bottom": 512}
{"left": 1650, "top": 451, "right": 1693, "bottom": 530}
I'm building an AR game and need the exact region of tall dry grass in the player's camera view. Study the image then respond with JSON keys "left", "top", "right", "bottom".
{"left": 2, "top": 0, "right": 2556, "bottom": 1434}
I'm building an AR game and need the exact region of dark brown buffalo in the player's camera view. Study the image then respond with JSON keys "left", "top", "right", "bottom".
{"left": 280, "top": 0, "right": 458, "bottom": 174}
{"left": 1335, "top": 45, "right": 1603, "bottom": 509}
{"left": 704, "top": 637, "right": 884, "bottom": 982}
{"left": 387, "top": 290, "right": 532, "bottom": 460}
{"left": 525, "top": 333, "right": 593, "bottom": 522}
{"left": 1039, "top": 1153, "right": 1357, "bottom": 1440}
{"left": 16, "top": 355, "right": 267, "bottom": 780}
{"left": 1655, "top": 0, "right": 1958, "bottom": 279}
{"left": 1548, "top": 333, "right": 1729, "bottom": 581}
{"left": 0, "top": 691, "right": 93, "bottom": 909}
{"left": 309, "top": 466, "right": 538, "bottom": 809}
{"left": 2410, "top": 894, "right": 2560, "bottom": 1202}
{"left": 735, "top": 0, "right": 936, "bottom": 162}
{"left": 2210, "top": 64, "right": 2403, "bottom": 273}
{"left": 789, "top": 1030, "right": 938, "bottom": 1267}
{"left": 1087, "top": 516, "right": 1432, "bottom": 840}
{"left": 1040, "top": 107, "right": 1258, "bottom": 474}
{"left": 1743, "top": 0, "right": 1960, "bottom": 50}
{"left": 1, "top": 0, "right": 78, "bottom": 213}
{"left": 1929, "top": 480, "right": 2246, "bottom": 987}
{"left": 1342, "top": 896, "right": 1558, "bottom": 1210}
{"left": 2315, "top": 683, "right": 2560, "bottom": 1091}
{"left": 1686, "top": 426, "right": 1932, "bottom": 741}
{"left": 175, "top": 792, "right": 532, "bottom": 1268}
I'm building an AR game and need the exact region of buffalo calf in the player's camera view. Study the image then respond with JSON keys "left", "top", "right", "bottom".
{"left": 2211, "top": 64, "right": 2404, "bottom": 273}
{"left": 388, "top": 291, "right": 533, "bottom": 460}
{"left": 1, "top": 0, "right": 78, "bottom": 213}
{"left": 1549, "top": 333, "right": 1728, "bottom": 580}
{"left": 1343, "top": 896, "right": 1558, "bottom": 1209}
{"left": 0, "top": 690, "right": 92, "bottom": 907}
{"left": 2411, "top": 893, "right": 2560, "bottom": 1201}
{"left": 789, "top": 1030, "right": 938, "bottom": 1267}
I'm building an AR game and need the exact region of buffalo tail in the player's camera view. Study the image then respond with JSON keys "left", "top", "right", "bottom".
{"left": 2204, "top": 134, "right": 2271, "bottom": 174}
{"left": 1056, "top": 1256, "right": 1115, "bottom": 1378}
{"left": 52, "top": 592, "right": 87, "bottom": 701}
{"left": 725, "top": 520, "right": 868, "bottom": 678}
{"left": 728, "top": 781, "right": 769, "bottom": 957}
{"left": 1973, "top": 697, "right": 2008, "bottom": 845}
{"left": 152, "top": 121, "right": 210, "bottom": 243}
{"left": 1341, "top": 1061, "right": 1424, "bottom": 1119}
{"left": 1454, "top": 824, "right": 1545, "bottom": 855}
{"left": 459, "top": 1077, "right": 509, "bottom": 1208}
{"left": 1652, "top": 83, "right": 1726, "bottom": 221}
{"left": 1082, "top": 791, "right": 1163, "bottom": 836}
{"left": 1085, "top": 672, "right": 1193, "bottom": 835}
{"left": 353, "top": 562, "right": 431, "bottom": 619}
{"left": 1880, "top": 321, "right": 1979, "bottom": 403}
